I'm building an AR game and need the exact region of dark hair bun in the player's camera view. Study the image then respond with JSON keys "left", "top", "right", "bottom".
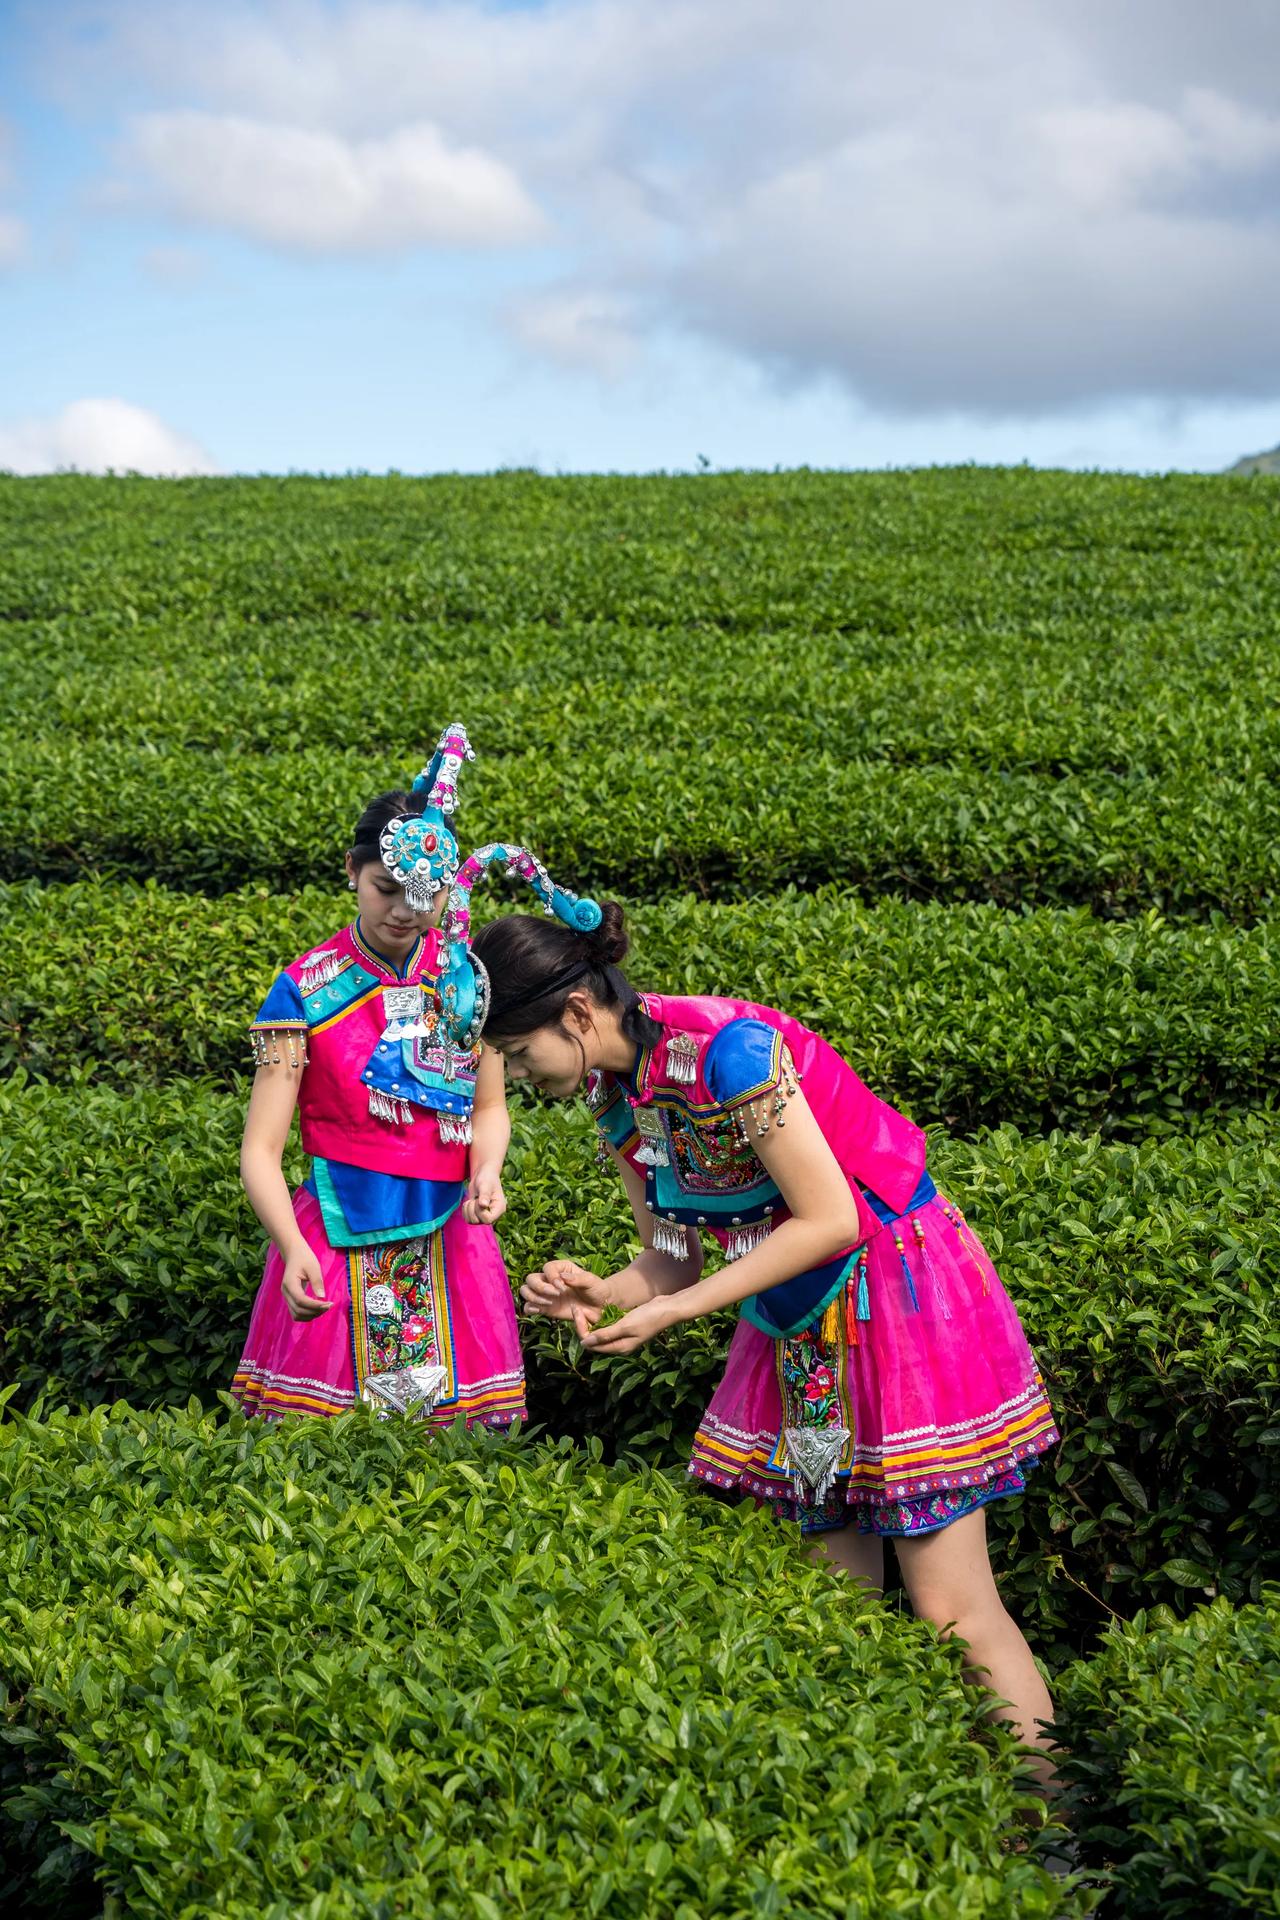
{"left": 349, "top": 788, "right": 428, "bottom": 866}
{"left": 582, "top": 899, "right": 628, "bottom": 968}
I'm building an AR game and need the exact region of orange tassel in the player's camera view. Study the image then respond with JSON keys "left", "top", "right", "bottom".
{"left": 844, "top": 1279, "right": 859, "bottom": 1347}
{"left": 942, "top": 1197, "right": 989, "bottom": 1294}
{"left": 956, "top": 1212, "right": 989, "bottom": 1294}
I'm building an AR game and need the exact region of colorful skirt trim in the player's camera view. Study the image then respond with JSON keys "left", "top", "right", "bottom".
{"left": 689, "top": 1184, "right": 1058, "bottom": 1536}
{"left": 231, "top": 1186, "right": 525, "bottom": 1428}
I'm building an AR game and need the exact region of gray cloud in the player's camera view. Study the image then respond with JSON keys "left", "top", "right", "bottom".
{"left": 50, "top": 0, "right": 1280, "bottom": 412}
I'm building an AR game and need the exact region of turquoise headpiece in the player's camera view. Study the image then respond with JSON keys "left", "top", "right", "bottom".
{"left": 436, "top": 843, "right": 602, "bottom": 1050}
{"left": 379, "top": 723, "right": 473, "bottom": 910}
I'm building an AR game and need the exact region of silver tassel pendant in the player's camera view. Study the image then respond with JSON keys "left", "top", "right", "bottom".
{"left": 652, "top": 1216, "right": 690, "bottom": 1260}
{"left": 368, "top": 1088, "right": 415, "bottom": 1126}
{"left": 299, "top": 951, "right": 341, "bottom": 996}
{"left": 724, "top": 1219, "right": 773, "bottom": 1261}
{"left": 380, "top": 985, "right": 427, "bottom": 1045}
{"left": 585, "top": 1071, "right": 609, "bottom": 1115}
{"left": 665, "top": 1035, "right": 701, "bottom": 1086}
{"left": 633, "top": 1108, "right": 669, "bottom": 1167}
{"left": 437, "top": 1112, "right": 472, "bottom": 1145}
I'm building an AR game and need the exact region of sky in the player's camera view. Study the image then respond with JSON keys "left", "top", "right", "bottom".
{"left": 2, "top": 0, "right": 1280, "bottom": 476}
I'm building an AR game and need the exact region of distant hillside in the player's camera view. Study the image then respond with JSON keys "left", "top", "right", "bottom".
{"left": 1228, "top": 444, "right": 1280, "bottom": 475}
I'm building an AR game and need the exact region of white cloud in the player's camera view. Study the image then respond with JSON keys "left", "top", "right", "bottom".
{"left": 139, "top": 242, "right": 210, "bottom": 287}
{"left": 0, "top": 114, "right": 26, "bottom": 266}
{"left": 121, "top": 109, "right": 547, "bottom": 252}
{"left": 46, "top": 0, "right": 1280, "bottom": 412}
{"left": 673, "top": 102, "right": 1280, "bottom": 412}
{"left": 0, "top": 398, "right": 220, "bottom": 475}
{"left": 0, "top": 211, "right": 26, "bottom": 268}
{"left": 506, "top": 287, "right": 640, "bottom": 379}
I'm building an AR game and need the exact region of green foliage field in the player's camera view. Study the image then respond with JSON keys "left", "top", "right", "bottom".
{"left": 1, "top": 1403, "right": 1087, "bottom": 1920}
{"left": 3, "top": 468, "right": 1278, "bottom": 1916}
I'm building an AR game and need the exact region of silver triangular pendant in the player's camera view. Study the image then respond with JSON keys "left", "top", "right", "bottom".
{"left": 363, "top": 1363, "right": 447, "bottom": 1418}
{"left": 784, "top": 1425, "right": 850, "bottom": 1502}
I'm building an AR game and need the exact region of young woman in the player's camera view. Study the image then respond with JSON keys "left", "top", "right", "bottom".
{"left": 472, "top": 895, "right": 1063, "bottom": 1789}
{"left": 231, "top": 726, "right": 524, "bottom": 1427}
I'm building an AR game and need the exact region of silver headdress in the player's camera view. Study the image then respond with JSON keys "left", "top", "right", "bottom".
{"left": 377, "top": 722, "right": 475, "bottom": 911}
{"left": 434, "top": 843, "right": 602, "bottom": 1051}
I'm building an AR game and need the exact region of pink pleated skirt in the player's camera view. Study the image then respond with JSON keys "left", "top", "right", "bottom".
{"left": 231, "top": 1186, "right": 525, "bottom": 1427}
{"left": 690, "top": 1184, "right": 1059, "bottom": 1535}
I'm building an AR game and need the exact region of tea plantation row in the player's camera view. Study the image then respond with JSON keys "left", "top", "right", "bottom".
{"left": 3, "top": 470, "right": 1277, "bottom": 641}
{"left": 0, "top": 1406, "right": 1083, "bottom": 1920}
{"left": 2, "top": 738, "right": 1277, "bottom": 916}
{"left": 4, "top": 880, "right": 1277, "bottom": 1135}
{"left": 5, "top": 626, "right": 1278, "bottom": 777}
{"left": 5, "top": 1403, "right": 1278, "bottom": 1919}
{"left": 4, "top": 1073, "right": 1276, "bottom": 1654}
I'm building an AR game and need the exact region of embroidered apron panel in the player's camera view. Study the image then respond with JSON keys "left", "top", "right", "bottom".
{"left": 348, "top": 1230, "right": 457, "bottom": 1416}
{"left": 772, "top": 1318, "right": 855, "bottom": 1504}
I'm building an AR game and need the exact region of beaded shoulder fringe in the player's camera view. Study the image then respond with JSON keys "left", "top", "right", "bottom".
{"left": 728, "top": 1051, "right": 801, "bottom": 1141}
{"left": 250, "top": 1027, "right": 309, "bottom": 1070}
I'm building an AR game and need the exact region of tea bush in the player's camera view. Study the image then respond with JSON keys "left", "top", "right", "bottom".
{"left": 4, "top": 467, "right": 1278, "bottom": 1913}
{"left": 3, "top": 1075, "right": 1276, "bottom": 1649}
{"left": 2, "top": 735, "right": 1276, "bottom": 917}
{"left": 4, "top": 879, "right": 1278, "bottom": 1135}
{"left": 5, "top": 621, "right": 1280, "bottom": 777}
{"left": 2, "top": 467, "right": 1277, "bottom": 642}
{"left": 0, "top": 1402, "right": 1090, "bottom": 1919}
{"left": 1054, "top": 1592, "right": 1280, "bottom": 1917}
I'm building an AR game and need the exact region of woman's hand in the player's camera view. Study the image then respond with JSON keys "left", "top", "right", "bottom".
{"left": 581, "top": 1294, "right": 683, "bottom": 1355}
{"left": 280, "top": 1242, "right": 331, "bottom": 1321}
{"left": 462, "top": 1166, "right": 507, "bottom": 1226}
{"left": 520, "top": 1259, "right": 610, "bottom": 1327}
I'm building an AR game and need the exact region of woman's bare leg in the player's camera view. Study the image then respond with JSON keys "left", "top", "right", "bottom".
{"left": 894, "top": 1506, "right": 1059, "bottom": 1795}
{"left": 809, "top": 1524, "right": 886, "bottom": 1593}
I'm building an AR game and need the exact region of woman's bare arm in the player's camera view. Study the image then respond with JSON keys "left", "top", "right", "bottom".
{"left": 584, "top": 1085, "right": 863, "bottom": 1353}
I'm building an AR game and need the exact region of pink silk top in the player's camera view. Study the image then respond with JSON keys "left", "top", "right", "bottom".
{"left": 251, "top": 921, "right": 474, "bottom": 1180}
{"left": 589, "top": 991, "right": 927, "bottom": 1261}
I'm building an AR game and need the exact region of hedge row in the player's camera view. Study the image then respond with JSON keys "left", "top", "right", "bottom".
{"left": 1, "top": 737, "right": 1276, "bottom": 917}
{"left": 3, "top": 1075, "right": 1275, "bottom": 1654}
{"left": 5, "top": 623, "right": 1277, "bottom": 778}
{"left": 2, "top": 468, "right": 1276, "bottom": 641}
{"left": 1055, "top": 1592, "right": 1280, "bottom": 1917}
{"left": 0, "top": 1403, "right": 1085, "bottom": 1920}
{"left": 4, "top": 879, "right": 1278, "bottom": 1138}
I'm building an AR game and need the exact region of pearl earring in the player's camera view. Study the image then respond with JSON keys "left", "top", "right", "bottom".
{"left": 347, "top": 879, "right": 357, "bottom": 891}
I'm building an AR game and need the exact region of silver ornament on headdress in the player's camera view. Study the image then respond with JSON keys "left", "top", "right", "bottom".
{"left": 377, "top": 722, "right": 475, "bottom": 911}
{"left": 433, "top": 842, "right": 602, "bottom": 1053}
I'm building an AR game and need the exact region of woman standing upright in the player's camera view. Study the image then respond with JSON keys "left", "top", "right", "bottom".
{"left": 232, "top": 725, "right": 524, "bottom": 1428}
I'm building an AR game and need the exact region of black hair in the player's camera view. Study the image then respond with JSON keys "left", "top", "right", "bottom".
{"left": 472, "top": 902, "right": 662, "bottom": 1049}
{"left": 348, "top": 790, "right": 431, "bottom": 870}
